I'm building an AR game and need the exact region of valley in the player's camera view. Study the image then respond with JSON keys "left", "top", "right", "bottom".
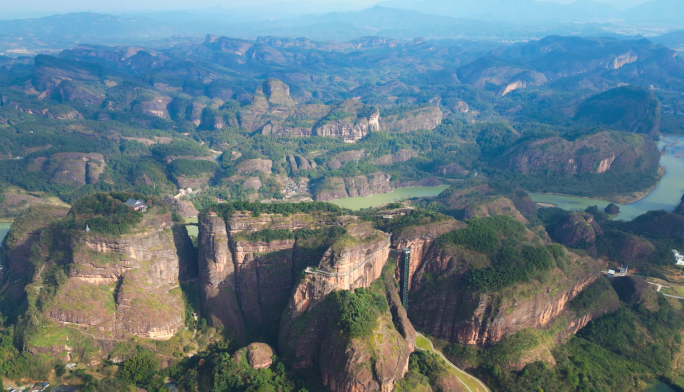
{"left": 2, "top": 4, "right": 684, "bottom": 391}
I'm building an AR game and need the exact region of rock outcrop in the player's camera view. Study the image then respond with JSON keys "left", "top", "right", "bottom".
{"left": 312, "top": 101, "right": 380, "bottom": 143}
{"left": 381, "top": 106, "right": 443, "bottom": 133}
{"left": 320, "top": 313, "right": 412, "bottom": 392}
{"left": 493, "top": 131, "right": 660, "bottom": 177}
{"left": 47, "top": 153, "right": 106, "bottom": 186}
{"left": 463, "top": 197, "right": 529, "bottom": 224}
{"left": 553, "top": 212, "right": 603, "bottom": 247}
{"left": 232, "top": 343, "right": 275, "bottom": 369}
{"left": 372, "top": 149, "right": 418, "bottom": 166}
{"left": 314, "top": 172, "right": 393, "bottom": 202}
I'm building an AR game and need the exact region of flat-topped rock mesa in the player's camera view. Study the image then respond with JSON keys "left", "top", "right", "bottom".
{"left": 286, "top": 222, "right": 390, "bottom": 316}
{"left": 314, "top": 172, "right": 393, "bottom": 202}
{"left": 493, "top": 130, "right": 660, "bottom": 177}
{"left": 47, "top": 211, "right": 186, "bottom": 341}
{"left": 2, "top": 197, "right": 197, "bottom": 362}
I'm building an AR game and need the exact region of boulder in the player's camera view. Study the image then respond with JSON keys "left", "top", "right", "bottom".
{"left": 232, "top": 343, "right": 275, "bottom": 369}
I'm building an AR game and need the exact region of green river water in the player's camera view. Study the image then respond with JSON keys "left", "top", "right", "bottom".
{"left": 644, "top": 380, "right": 683, "bottom": 392}
{"left": 0, "top": 222, "right": 10, "bottom": 245}
{"left": 329, "top": 185, "right": 450, "bottom": 211}
{"left": 530, "top": 135, "right": 684, "bottom": 221}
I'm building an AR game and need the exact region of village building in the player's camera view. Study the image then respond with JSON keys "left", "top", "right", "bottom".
{"left": 124, "top": 198, "right": 148, "bottom": 212}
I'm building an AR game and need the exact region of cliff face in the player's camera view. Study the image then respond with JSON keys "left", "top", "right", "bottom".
{"left": 197, "top": 211, "right": 346, "bottom": 341}
{"left": 391, "top": 220, "right": 466, "bottom": 289}
{"left": 380, "top": 107, "right": 443, "bottom": 133}
{"left": 407, "top": 238, "right": 605, "bottom": 348}
{"left": 47, "top": 213, "right": 184, "bottom": 340}
{"left": 372, "top": 149, "right": 418, "bottom": 166}
{"left": 278, "top": 224, "right": 390, "bottom": 362}
{"left": 493, "top": 131, "right": 660, "bottom": 177}
{"left": 314, "top": 172, "right": 393, "bottom": 202}
{"left": 197, "top": 214, "right": 247, "bottom": 340}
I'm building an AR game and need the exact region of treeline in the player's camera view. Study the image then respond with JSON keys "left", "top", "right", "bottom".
{"left": 209, "top": 201, "right": 345, "bottom": 220}
{"left": 67, "top": 192, "right": 157, "bottom": 235}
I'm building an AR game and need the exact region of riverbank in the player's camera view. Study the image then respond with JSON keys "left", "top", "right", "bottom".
{"left": 532, "top": 165, "right": 666, "bottom": 206}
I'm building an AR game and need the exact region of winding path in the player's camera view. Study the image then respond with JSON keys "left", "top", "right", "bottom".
{"left": 415, "top": 333, "right": 490, "bottom": 392}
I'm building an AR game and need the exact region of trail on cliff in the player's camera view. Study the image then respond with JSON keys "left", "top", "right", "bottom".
{"left": 415, "top": 333, "right": 490, "bottom": 392}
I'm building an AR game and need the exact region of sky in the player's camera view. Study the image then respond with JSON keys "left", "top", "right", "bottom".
{"left": 0, "top": 0, "right": 652, "bottom": 16}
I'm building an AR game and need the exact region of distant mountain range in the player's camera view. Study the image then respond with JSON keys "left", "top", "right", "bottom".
{"left": 379, "top": 0, "right": 684, "bottom": 23}
{"left": 1, "top": 1, "right": 684, "bottom": 55}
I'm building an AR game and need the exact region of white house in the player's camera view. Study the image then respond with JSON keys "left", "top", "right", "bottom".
{"left": 674, "top": 250, "right": 684, "bottom": 266}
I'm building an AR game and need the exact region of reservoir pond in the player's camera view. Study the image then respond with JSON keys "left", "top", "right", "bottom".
{"left": 530, "top": 135, "right": 684, "bottom": 221}
{"left": 330, "top": 185, "right": 449, "bottom": 211}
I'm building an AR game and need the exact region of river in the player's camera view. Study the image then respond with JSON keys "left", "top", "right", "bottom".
{"left": 530, "top": 135, "right": 684, "bottom": 221}
{"left": 0, "top": 222, "right": 10, "bottom": 245}
{"left": 329, "top": 185, "right": 450, "bottom": 211}
{"left": 644, "top": 380, "right": 683, "bottom": 392}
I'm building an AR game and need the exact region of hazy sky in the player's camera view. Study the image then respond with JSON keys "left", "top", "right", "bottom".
{"left": 0, "top": 0, "right": 652, "bottom": 15}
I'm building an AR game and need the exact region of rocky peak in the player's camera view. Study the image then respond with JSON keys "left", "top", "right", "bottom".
{"left": 262, "top": 79, "right": 296, "bottom": 107}
{"left": 553, "top": 212, "right": 603, "bottom": 247}
{"left": 463, "top": 196, "right": 529, "bottom": 224}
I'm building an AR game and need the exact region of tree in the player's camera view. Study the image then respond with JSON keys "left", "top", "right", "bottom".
{"left": 118, "top": 351, "right": 158, "bottom": 387}
{"left": 604, "top": 203, "right": 621, "bottom": 215}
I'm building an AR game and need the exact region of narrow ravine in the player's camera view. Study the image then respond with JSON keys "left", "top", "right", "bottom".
{"left": 415, "top": 333, "right": 491, "bottom": 392}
